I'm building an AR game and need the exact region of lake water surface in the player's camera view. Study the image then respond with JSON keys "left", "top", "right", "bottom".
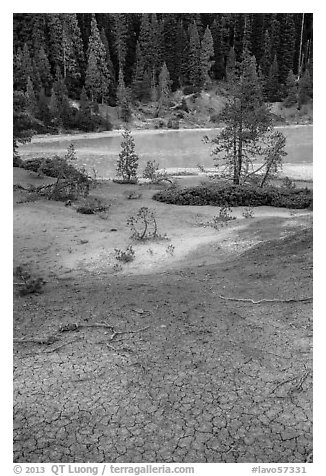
{"left": 20, "top": 125, "right": 313, "bottom": 180}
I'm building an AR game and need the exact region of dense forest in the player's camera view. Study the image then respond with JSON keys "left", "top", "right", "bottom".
{"left": 13, "top": 13, "right": 313, "bottom": 136}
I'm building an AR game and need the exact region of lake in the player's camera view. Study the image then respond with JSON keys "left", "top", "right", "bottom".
{"left": 20, "top": 125, "right": 313, "bottom": 180}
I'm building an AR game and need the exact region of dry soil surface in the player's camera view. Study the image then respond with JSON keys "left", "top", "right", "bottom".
{"left": 13, "top": 169, "right": 313, "bottom": 463}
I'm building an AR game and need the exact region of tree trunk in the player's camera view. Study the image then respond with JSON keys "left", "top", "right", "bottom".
{"left": 233, "top": 127, "right": 238, "bottom": 184}
{"left": 260, "top": 163, "right": 272, "bottom": 187}
{"left": 236, "top": 108, "right": 243, "bottom": 185}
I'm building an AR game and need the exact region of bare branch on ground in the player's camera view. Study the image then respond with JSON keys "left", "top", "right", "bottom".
{"left": 219, "top": 295, "right": 312, "bottom": 304}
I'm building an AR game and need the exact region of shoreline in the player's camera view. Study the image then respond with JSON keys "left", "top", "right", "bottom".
{"left": 29, "top": 123, "right": 313, "bottom": 144}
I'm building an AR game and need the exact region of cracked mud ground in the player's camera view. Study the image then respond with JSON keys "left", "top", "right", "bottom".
{"left": 14, "top": 225, "right": 312, "bottom": 463}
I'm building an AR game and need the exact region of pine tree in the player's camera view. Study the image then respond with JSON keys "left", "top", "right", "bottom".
{"left": 113, "top": 14, "right": 128, "bottom": 72}
{"left": 20, "top": 44, "right": 34, "bottom": 90}
{"left": 100, "top": 28, "right": 115, "bottom": 84}
{"left": 25, "top": 76, "right": 37, "bottom": 115}
{"left": 151, "top": 14, "right": 163, "bottom": 76}
{"left": 85, "top": 50, "right": 102, "bottom": 103}
{"left": 36, "top": 87, "right": 51, "bottom": 124}
{"left": 139, "top": 14, "right": 153, "bottom": 72}
{"left": 210, "top": 17, "right": 224, "bottom": 80}
{"left": 86, "top": 15, "right": 110, "bottom": 103}
{"left": 141, "top": 69, "right": 152, "bottom": 102}
{"left": 132, "top": 42, "right": 146, "bottom": 101}
{"left": 298, "top": 69, "right": 313, "bottom": 108}
{"left": 188, "top": 21, "right": 202, "bottom": 89}
{"left": 46, "top": 14, "right": 64, "bottom": 72}
{"left": 162, "top": 14, "right": 179, "bottom": 89}
{"left": 65, "top": 14, "right": 85, "bottom": 77}
{"left": 150, "top": 69, "right": 158, "bottom": 102}
{"left": 176, "top": 20, "right": 190, "bottom": 86}
{"left": 76, "top": 87, "right": 92, "bottom": 130}
{"left": 31, "top": 14, "right": 47, "bottom": 53}
{"left": 62, "top": 18, "right": 80, "bottom": 87}
{"left": 117, "top": 69, "right": 131, "bottom": 122}
{"left": 270, "top": 14, "right": 281, "bottom": 60}
{"left": 226, "top": 47, "right": 237, "bottom": 82}
{"left": 242, "top": 14, "right": 252, "bottom": 56}
{"left": 13, "top": 91, "right": 33, "bottom": 163}
{"left": 209, "top": 52, "right": 276, "bottom": 185}
{"left": 116, "top": 128, "right": 139, "bottom": 182}
{"left": 46, "top": 13, "right": 85, "bottom": 95}
{"left": 250, "top": 14, "right": 265, "bottom": 65}
{"left": 233, "top": 14, "right": 245, "bottom": 61}
{"left": 278, "top": 14, "right": 296, "bottom": 84}
{"left": 52, "top": 67, "right": 72, "bottom": 127}
{"left": 200, "top": 26, "right": 214, "bottom": 88}
{"left": 158, "top": 62, "right": 172, "bottom": 111}
{"left": 264, "top": 55, "right": 280, "bottom": 102}
{"left": 260, "top": 30, "right": 272, "bottom": 77}
{"left": 33, "top": 46, "right": 53, "bottom": 95}
{"left": 284, "top": 70, "right": 298, "bottom": 107}
{"left": 257, "top": 65, "right": 265, "bottom": 96}
{"left": 49, "top": 88, "right": 62, "bottom": 126}
{"left": 13, "top": 48, "right": 24, "bottom": 91}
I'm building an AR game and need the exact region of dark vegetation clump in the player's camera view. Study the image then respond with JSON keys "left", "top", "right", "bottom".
{"left": 20, "top": 155, "right": 90, "bottom": 201}
{"left": 153, "top": 183, "right": 313, "bottom": 209}
{"left": 14, "top": 265, "right": 46, "bottom": 296}
{"left": 114, "top": 245, "right": 135, "bottom": 263}
{"left": 76, "top": 197, "right": 110, "bottom": 215}
{"left": 21, "top": 156, "right": 79, "bottom": 179}
{"left": 123, "top": 190, "right": 142, "bottom": 200}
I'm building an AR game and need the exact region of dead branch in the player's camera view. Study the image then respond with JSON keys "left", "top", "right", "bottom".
{"left": 293, "top": 370, "right": 311, "bottom": 392}
{"left": 45, "top": 338, "right": 81, "bottom": 353}
{"left": 13, "top": 335, "right": 58, "bottom": 345}
{"left": 219, "top": 295, "right": 313, "bottom": 304}
{"left": 109, "top": 326, "right": 150, "bottom": 341}
{"left": 14, "top": 324, "right": 150, "bottom": 352}
{"left": 270, "top": 370, "right": 311, "bottom": 395}
{"left": 270, "top": 375, "right": 301, "bottom": 395}
{"left": 59, "top": 322, "right": 114, "bottom": 332}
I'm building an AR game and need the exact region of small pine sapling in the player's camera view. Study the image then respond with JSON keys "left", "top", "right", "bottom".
{"left": 127, "top": 207, "right": 164, "bottom": 240}
{"left": 116, "top": 128, "right": 139, "bottom": 183}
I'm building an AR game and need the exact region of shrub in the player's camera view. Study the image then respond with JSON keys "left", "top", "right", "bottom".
{"left": 282, "top": 176, "right": 296, "bottom": 190}
{"left": 127, "top": 207, "right": 165, "bottom": 241}
{"left": 76, "top": 197, "right": 110, "bottom": 216}
{"left": 166, "top": 244, "right": 175, "bottom": 255}
{"left": 218, "top": 205, "right": 236, "bottom": 222}
{"left": 22, "top": 156, "right": 82, "bottom": 180}
{"left": 242, "top": 206, "right": 254, "bottom": 218}
{"left": 114, "top": 245, "right": 135, "bottom": 263}
{"left": 152, "top": 183, "right": 313, "bottom": 209}
{"left": 143, "top": 160, "right": 159, "bottom": 181}
{"left": 167, "top": 118, "right": 179, "bottom": 129}
{"left": 143, "top": 160, "right": 172, "bottom": 184}
{"left": 13, "top": 155, "right": 23, "bottom": 167}
{"left": 154, "top": 119, "right": 165, "bottom": 129}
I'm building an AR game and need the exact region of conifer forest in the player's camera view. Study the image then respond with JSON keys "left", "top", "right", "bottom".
{"left": 13, "top": 13, "right": 313, "bottom": 134}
